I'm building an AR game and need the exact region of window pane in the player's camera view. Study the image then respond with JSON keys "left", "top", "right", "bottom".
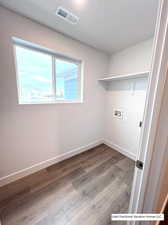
{"left": 56, "top": 59, "right": 78, "bottom": 100}
{"left": 15, "top": 46, "right": 53, "bottom": 103}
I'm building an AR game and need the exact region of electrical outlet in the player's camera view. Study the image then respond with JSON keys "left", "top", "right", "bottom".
{"left": 114, "top": 110, "right": 123, "bottom": 119}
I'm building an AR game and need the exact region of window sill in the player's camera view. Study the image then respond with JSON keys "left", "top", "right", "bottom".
{"left": 18, "top": 100, "right": 83, "bottom": 105}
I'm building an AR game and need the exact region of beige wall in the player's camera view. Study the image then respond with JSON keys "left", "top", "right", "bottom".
{"left": 0, "top": 7, "right": 109, "bottom": 185}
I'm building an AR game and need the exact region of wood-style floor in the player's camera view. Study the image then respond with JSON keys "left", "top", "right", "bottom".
{"left": 0, "top": 144, "right": 135, "bottom": 225}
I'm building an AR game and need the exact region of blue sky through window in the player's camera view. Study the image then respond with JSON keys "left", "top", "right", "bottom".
{"left": 15, "top": 45, "right": 79, "bottom": 103}
{"left": 15, "top": 46, "right": 53, "bottom": 102}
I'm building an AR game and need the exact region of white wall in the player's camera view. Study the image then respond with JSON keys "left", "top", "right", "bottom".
{"left": 0, "top": 7, "right": 109, "bottom": 186}
{"left": 108, "top": 39, "right": 153, "bottom": 75}
{"left": 104, "top": 39, "right": 153, "bottom": 159}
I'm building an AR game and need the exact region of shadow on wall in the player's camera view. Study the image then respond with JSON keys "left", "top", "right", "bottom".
{"left": 106, "top": 77, "right": 148, "bottom": 92}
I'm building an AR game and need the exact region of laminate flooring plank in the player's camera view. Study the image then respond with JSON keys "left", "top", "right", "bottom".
{"left": 0, "top": 145, "right": 135, "bottom": 225}
{"left": 72, "top": 154, "right": 125, "bottom": 189}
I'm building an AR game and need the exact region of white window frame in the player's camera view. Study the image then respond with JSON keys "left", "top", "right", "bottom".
{"left": 12, "top": 37, "right": 83, "bottom": 105}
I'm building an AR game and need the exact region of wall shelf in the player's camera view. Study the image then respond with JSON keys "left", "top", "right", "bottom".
{"left": 98, "top": 71, "right": 149, "bottom": 82}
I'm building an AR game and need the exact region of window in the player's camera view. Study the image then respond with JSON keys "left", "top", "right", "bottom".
{"left": 14, "top": 40, "right": 82, "bottom": 104}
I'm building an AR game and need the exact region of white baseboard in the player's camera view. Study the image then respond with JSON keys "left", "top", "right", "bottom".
{"left": 103, "top": 139, "right": 136, "bottom": 161}
{"left": 0, "top": 139, "right": 103, "bottom": 187}
{"left": 0, "top": 138, "right": 136, "bottom": 187}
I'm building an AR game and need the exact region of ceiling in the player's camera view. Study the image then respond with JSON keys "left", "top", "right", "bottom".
{"left": 0, "top": 0, "right": 158, "bottom": 54}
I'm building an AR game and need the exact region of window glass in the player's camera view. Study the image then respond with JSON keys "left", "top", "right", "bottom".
{"left": 56, "top": 59, "right": 78, "bottom": 100}
{"left": 14, "top": 43, "right": 81, "bottom": 104}
{"left": 15, "top": 46, "right": 53, "bottom": 103}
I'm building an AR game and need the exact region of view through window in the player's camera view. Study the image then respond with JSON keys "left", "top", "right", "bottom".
{"left": 14, "top": 44, "right": 82, "bottom": 104}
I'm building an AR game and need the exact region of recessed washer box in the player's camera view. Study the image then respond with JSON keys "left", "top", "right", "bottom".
{"left": 114, "top": 110, "right": 123, "bottom": 119}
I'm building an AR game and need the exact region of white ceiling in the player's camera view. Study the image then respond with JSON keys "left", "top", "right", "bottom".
{"left": 0, "top": 0, "right": 158, "bottom": 54}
